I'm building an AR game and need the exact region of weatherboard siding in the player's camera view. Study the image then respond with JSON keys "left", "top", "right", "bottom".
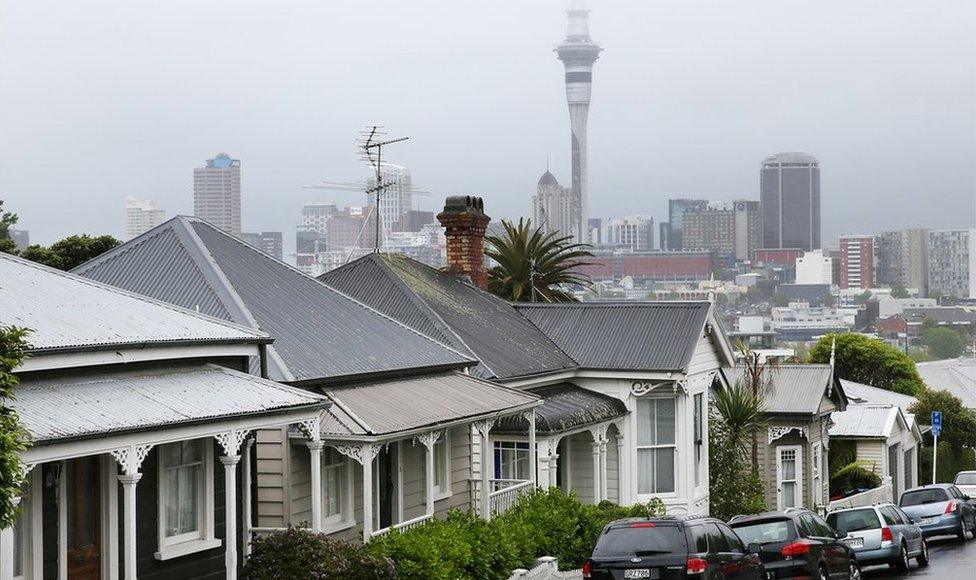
{"left": 255, "top": 427, "right": 289, "bottom": 527}
{"left": 686, "top": 335, "right": 721, "bottom": 376}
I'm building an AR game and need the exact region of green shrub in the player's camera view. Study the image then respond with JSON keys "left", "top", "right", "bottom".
{"left": 829, "top": 462, "right": 882, "bottom": 497}
{"left": 244, "top": 526, "right": 394, "bottom": 580}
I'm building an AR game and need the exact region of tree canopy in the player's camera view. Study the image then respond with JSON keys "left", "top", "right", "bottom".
{"left": 0, "top": 325, "right": 31, "bottom": 528}
{"left": 20, "top": 234, "right": 121, "bottom": 271}
{"left": 890, "top": 286, "right": 910, "bottom": 299}
{"left": 484, "top": 218, "right": 593, "bottom": 302}
{"left": 910, "top": 388, "right": 976, "bottom": 450}
{"left": 809, "top": 333, "right": 925, "bottom": 396}
{"left": 922, "top": 327, "right": 967, "bottom": 360}
{"left": 0, "top": 200, "right": 18, "bottom": 254}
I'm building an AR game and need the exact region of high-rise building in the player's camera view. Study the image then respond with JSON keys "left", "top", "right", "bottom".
{"left": 839, "top": 235, "right": 876, "bottom": 290}
{"left": 678, "top": 200, "right": 759, "bottom": 261}
{"left": 876, "top": 228, "right": 929, "bottom": 294}
{"left": 603, "top": 215, "right": 654, "bottom": 251}
{"left": 760, "top": 152, "right": 821, "bottom": 251}
{"left": 366, "top": 163, "right": 412, "bottom": 245}
{"left": 732, "top": 200, "right": 761, "bottom": 262}
{"left": 664, "top": 199, "right": 708, "bottom": 251}
{"left": 124, "top": 196, "right": 166, "bottom": 240}
{"left": 532, "top": 169, "right": 577, "bottom": 239}
{"left": 242, "top": 231, "right": 283, "bottom": 261}
{"left": 795, "top": 250, "right": 833, "bottom": 285}
{"left": 193, "top": 153, "right": 241, "bottom": 236}
{"left": 928, "top": 229, "right": 970, "bottom": 298}
{"left": 556, "top": 0, "right": 601, "bottom": 244}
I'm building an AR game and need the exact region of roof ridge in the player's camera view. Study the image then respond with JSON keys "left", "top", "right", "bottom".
{"left": 3, "top": 250, "right": 266, "bottom": 339}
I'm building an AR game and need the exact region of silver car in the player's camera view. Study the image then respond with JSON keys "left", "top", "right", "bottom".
{"left": 826, "top": 503, "right": 928, "bottom": 571}
{"left": 899, "top": 484, "right": 976, "bottom": 540}
{"left": 954, "top": 471, "right": 976, "bottom": 498}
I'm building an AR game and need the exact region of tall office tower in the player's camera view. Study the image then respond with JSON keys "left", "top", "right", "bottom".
{"left": 300, "top": 200, "right": 339, "bottom": 237}
{"left": 604, "top": 215, "right": 654, "bottom": 251}
{"left": 193, "top": 153, "right": 241, "bottom": 236}
{"left": 366, "top": 163, "right": 412, "bottom": 245}
{"left": 556, "top": 0, "right": 601, "bottom": 244}
{"left": 123, "top": 196, "right": 166, "bottom": 240}
{"left": 665, "top": 199, "right": 708, "bottom": 251}
{"left": 242, "top": 231, "right": 283, "bottom": 261}
{"left": 839, "top": 235, "right": 876, "bottom": 290}
{"left": 760, "top": 152, "right": 821, "bottom": 251}
{"left": 928, "top": 229, "right": 970, "bottom": 298}
{"left": 732, "top": 200, "right": 761, "bottom": 262}
{"left": 532, "top": 169, "right": 577, "bottom": 238}
{"left": 681, "top": 202, "right": 736, "bottom": 256}
{"left": 877, "top": 228, "right": 929, "bottom": 294}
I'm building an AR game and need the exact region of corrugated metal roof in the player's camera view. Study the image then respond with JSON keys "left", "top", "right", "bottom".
{"left": 731, "top": 364, "right": 844, "bottom": 415}
{"left": 10, "top": 364, "right": 327, "bottom": 442}
{"left": 73, "top": 217, "right": 474, "bottom": 383}
{"left": 830, "top": 405, "right": 898, "bottom": 438}
{"left": 841, "top": 380, "right": 918, "bottom": 412}
{"left": 516, "top": 302, "right": 712, "bottom": 372}
{"left": 0, "top": 252, "right": 265, "bottom": 352}
{"left": 319, "top": 254, "right": 578, "bottom": 380}
{"left": 494, "top": 382, "right": 628, "bottom": 434}
{"left": 323, "top": 372, "right": 538, "bottom": 436}
{"left": 916, "top": 359, "right": 976, "bottom": 409}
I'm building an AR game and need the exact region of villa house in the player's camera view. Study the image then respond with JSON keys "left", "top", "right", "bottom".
{"left": 0, "top": 253, "right": 327, "bottom": 580}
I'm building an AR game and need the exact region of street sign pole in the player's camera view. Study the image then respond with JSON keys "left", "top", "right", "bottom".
{"left": 932, "top": 411, "right": 943, "bottom": 484}
{"left": 932, "top": 432, "right": 938, "bottom": 485}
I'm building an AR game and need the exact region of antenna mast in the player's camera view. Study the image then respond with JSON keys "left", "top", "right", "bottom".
{"left": 357, "top": 126, "right": 409, "bottom": 253}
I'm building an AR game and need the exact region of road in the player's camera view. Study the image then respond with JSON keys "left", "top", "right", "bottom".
{"left": 862, "top": 534, "right": 976, "bottom": 578}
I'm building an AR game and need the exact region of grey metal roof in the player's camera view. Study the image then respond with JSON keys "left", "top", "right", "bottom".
{"left": 494, "top": 382, "right": 628, "bottom": 434}
{"left": 516, "top": 302, "right": 713, "bottom": 372}
{"left": 321, "top": 372, "right": 539, "bottom": 437}
{"left": 829, "top": 405, "right": 899, "bottom": 439}
{"left": 731, "top": 364, "right": 847, "bottom": 416}
{"left": 73, "top": 217, "right": 474, "bottom": 384}
{"left": 915, "top": 359, "right": 976, "bottom": 409}
{"left": 318, "top": 254, "right": 577, "bottom": 380}
{"left": 841, "top": 379, "right": 917, "bottom": 412}
{"left": 903, "top": 307, "right": 976, "bottom": 324}
{"left": 10, "top": 364, "right": 327, "bottom": 443}
{"left": 0, "top": 252, "right": 266, "bottom": 353}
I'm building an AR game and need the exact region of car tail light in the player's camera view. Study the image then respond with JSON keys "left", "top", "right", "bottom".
{"left": 945, "top": 501, "right": 958, "bottom": 514}
{"left": 582, "top": 560, "right": 592, "bottom": 579}
{"left": 629, "top": 522, "right": 656, "bottom": 528}
{"left": 781, "top": 541, "right": 812, "bottom": 558}
{"left": 881, "top": 527, "right": 893, "bottom": 543}
{"left": 686, "top": 558, "right": 708, "bottom": 575}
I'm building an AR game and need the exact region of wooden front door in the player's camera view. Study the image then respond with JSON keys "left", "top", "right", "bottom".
{"left": 66, "top": 457, "right": 101, "bottom": 580}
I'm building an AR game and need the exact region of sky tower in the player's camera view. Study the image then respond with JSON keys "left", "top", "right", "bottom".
{"left": 556, "top": 0, "right": 601, "bottom": 244}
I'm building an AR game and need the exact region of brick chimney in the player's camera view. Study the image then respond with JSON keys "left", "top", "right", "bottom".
{"left": 437, "top": 195, "right": 491, "bottom": 289}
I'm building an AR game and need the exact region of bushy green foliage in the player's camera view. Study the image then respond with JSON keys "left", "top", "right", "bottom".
{"left": 367, "top": 490, "right": 669, "bottom": 579}
{"left": 910, "top": 388, "right": 976, "bottom": 450}
{"left": 243, "top": 526, "right": 394, "bottom": 580}
{"left": 0, "top": 200, "right": 18, "bottom": 254}
{"left": 829, "top": 462, "right": 882, "bottom": 497}
{"left": 20, "top": 234, "right": 120, "bottom": 271}
{"left": 922, "top": 327, "right": 967, "bottom": 360}
{"left": 918, "top": 441, "right": 976, "bottom": 485}
{"left": 0, "top": 325, "right": 30, "bottom": 529}
{"left": 708, "top": 407, "right": 767, "bottom": 521}
{"left": 809, "top": 333, "right": 925, "bottom": 395}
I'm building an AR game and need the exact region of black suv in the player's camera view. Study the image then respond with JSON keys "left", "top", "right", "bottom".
{"left": 583, "top": 516, "right": 766, "bottom": 579}
{"left": 729, "top": 509, "right": 860, "bottom": 580}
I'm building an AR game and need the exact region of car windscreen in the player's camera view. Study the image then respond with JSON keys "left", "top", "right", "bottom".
{"left": 900, "top": 489, "right": 949, "bottom": 506}
{"left": 956, "top": 473, "right": 976, "bottom": 485}
{"left": 591, "top": 524, "right": 687, "bottom": 558}
{"left": 827, "top": 509, "right": 881, "bottom": 533}
{"left": 729, "top": 519, "right": 791, "bottom": 545}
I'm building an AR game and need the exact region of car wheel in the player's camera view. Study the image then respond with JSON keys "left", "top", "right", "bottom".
{"left": 892, "top": 543, "right": 910, "bottom": 571}
{"left": 958, "top": 521, "right": 969, "bottom": 542}
{"left": 916, "top": 539, "right": 929, "bottom": 567}
{"left": 848, "top": 560, "right": 862, "bottom": 580}
{"left": 818, "top": 566, "right": 829, "bottom": 580}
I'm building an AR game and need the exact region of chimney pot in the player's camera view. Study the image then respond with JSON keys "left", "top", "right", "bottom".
{"left": 437, "top": 196, "right": 491, "bottom": 289}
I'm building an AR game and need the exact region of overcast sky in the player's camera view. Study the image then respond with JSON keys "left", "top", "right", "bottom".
{"left": 2, "top": 0, "right": 975, "bottom": 255}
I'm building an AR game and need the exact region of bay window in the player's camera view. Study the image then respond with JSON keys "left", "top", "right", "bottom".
{"left": 636, "top": 398, "right": 676, "bottom": 495}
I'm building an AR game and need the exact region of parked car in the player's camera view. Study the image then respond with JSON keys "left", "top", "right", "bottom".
{"left": 583, "top": 516, "right": 767, "bottom": 579}
{"left": 954, "top": 471, "right": 976, "bottom": 498}
{"left": 729, "top": 509, "right": 860, "bottom": 580}
{"left": 826, "top": 503, "right": 928, "bottom": 571}
{"left": 898, "top": 484, "right": 976, "bottom": 540}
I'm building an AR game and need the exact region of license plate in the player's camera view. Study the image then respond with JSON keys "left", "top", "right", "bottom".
{"left": 624, "top": 570, "right": 652, "bottom": 579}
{"left": 921, "top": 517, "right": 938, "bottom": 525}
{"left": 846, "top": 537, "right": 864, "bottom": 548}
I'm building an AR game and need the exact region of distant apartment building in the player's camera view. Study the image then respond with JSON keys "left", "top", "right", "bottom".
{"left": 839, "top": 235, "right": 876, "bottom": 290}
{"left": 876, "top": 228, "right": 929, "bottom": 295}
{"left": 662, "top": 198, "right": 707, "bottom": 251}
{"left": 928, "top": 229, "right": 971, "bottom": 298}
{"left": 242, "top": 231, "right": 283, "bottom": 261}
{"left": 123, "top": 196, "right": 166, "bottom": 240}
{"left": 680, "top": 200, "right": 759, "bottom": 261}
{"left": 771, "top": 301, "right": 852, "bottom": 341}
{"left": 760, "top": 152, "right": 821, "bottom": 251}
{"left": 795, "top": 249, "right": 833, "bottom": 285}
{"left": 603, "top": 215, "right": 654, "bottom": 251}
{"left": 367, "top": 163, "right": 413, "bottom": 244}
{"left": 577, "top": 250, "right": 716, "bottom": 283}
{"left": 394, "top": 210, "right": 435, "bottom": 233}
{"left": 532, "top": 169, "right": 578, "bottom": 241}
{"left": 193, "top": 152, "right": 241, "bottom": 236}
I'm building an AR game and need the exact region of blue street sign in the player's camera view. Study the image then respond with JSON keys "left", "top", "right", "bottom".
{"left": 932, "top": 411, "right": 942, "bottom": 437}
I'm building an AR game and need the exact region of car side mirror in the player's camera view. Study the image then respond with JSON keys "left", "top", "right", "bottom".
{"left": 747, "top": 542, "right": 762, "bottom": 556}
{"left": 964, "top": 494, "right": 972, "bottom": 501}
{"left": 835, "top": 530, "right": 849, "bottom": 539}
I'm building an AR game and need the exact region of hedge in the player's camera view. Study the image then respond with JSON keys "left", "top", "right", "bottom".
{"left": 244, "top": 526, "right": 395, "bottom": 579}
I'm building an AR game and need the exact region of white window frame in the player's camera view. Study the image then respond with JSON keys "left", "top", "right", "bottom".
{"left": 493, "top": 440, "right": 531, "bottom": 481}
{"left": 12, "top": 472, "right": 34, "bottom": 580}
{"left": 433, "top": 430, "right": 453, "bottom": 500}
{"left": 322, "top": 447, "right": 356, "bottom": 533}
{"left": 155, "top": 439, "right": 220, "bottom": 561}
{"left": 776, "top": 445, "right": 804, "bottom": 511}
{"left": 693, "top": 393, "right": 704, "bottom": 489}
{"left": 811, "top": 445, "right": 822, "bottom": 507}
{"left": 635, "top": 397, "right": 677, "bottom": 496}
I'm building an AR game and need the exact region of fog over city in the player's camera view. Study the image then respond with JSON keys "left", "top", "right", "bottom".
{"left": 1, "top": 0, "right": 974, "bottom": 253}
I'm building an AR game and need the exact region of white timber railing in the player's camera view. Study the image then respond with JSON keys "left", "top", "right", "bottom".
{"left": 371, "top": 513, "right": 434, "bottom": 538}
{"left": 827, "top": 477, "right": 894, "bottom": 511}
{"left": 489, "top": 479, "right": 534, "bottom": 516}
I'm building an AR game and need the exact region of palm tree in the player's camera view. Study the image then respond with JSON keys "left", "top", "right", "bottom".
{"left": 484, "top": 218, "right": 593, "bottom": 302}
{"left": 712, "top": 381, "right": 767, "bottom": 457}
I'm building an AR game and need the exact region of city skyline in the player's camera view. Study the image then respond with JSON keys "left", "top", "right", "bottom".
{"left": 2, "top": 0, "right": 974, "bottom": 256}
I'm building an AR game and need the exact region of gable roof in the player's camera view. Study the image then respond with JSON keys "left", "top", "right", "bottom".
{"left": 516, "top": 302, "right": 728, "bottom": 373}
{"left": 829, "top": 405, "right": 901, "bottom": 439}
{"left": 317, "top": 253, "right": 577, "bottom": 380}
{"left": 840, "top": 379, "right": 918, "bottom": 412}
{"left": 732, "top": 364, "right": 847, "bottom": 416}
{"left": 915, "top": 358, "right": 976, "bottom": 409}
{"left": 0, "top": 252, "right": 266, "bottom": 354}
{"left": 72, "top": 217, "right": 473, "bottom": 384}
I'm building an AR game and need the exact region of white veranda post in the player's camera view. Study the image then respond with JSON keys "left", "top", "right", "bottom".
{"left": 333, "top": 443, "right": 382, "bottom": 543}
{"left": 417, "top": 431, "right": 442, "bottom": 516}
{"left": 215, "top": 429, "right": 251, "bottom": 580}
{"left": 111, "top": 444, "right": 154, "bottom": 580}
{"left": 474, "top": 420, "right": 495, "bottom": 519}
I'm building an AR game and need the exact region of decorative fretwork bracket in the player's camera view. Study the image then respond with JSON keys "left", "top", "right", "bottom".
{"left": 473, "top": 419, "right": 495, "bottom": 439}
{"left": 111, "top": 444, "right": 155, "bottom": 475}
{"left": 332, "top": 443, "right": 382, "bottom": 466}
{"left": 630, "top": 381, "right": 670, "bottom": 397}
{"left": 768, "top": 426, "right": 809, "bottom": 445}
{"left": 215, "top": 429, "right": 251, "bottom": 457}
{"left": 415, "top": 430, "right": 442, "bottom": 450}
{"left": 296, "top": 417, "right": 321, "bottom": 442}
